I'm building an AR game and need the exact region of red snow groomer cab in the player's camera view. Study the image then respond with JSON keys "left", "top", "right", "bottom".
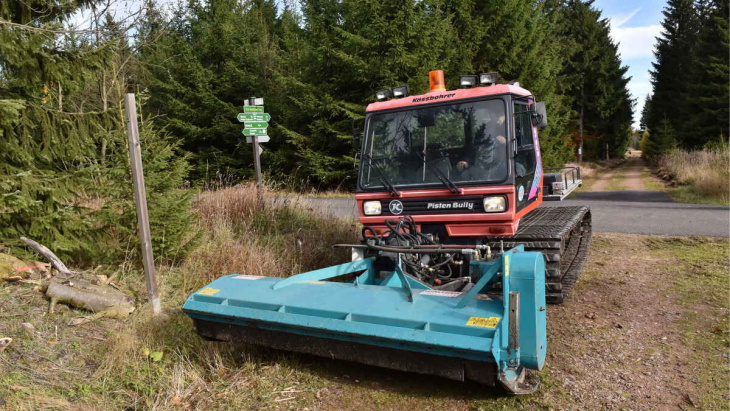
{"left": 354, "top": 70, "right": 592, "bottom": 303}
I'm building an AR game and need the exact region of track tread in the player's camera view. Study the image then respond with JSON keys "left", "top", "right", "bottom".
{"left": 486, "top": 206, "right": 592, "bottom": 304}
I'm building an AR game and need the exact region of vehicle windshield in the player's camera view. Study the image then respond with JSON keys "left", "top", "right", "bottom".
{"left": 360, "top": 99, "right": 508, "bottom": 190}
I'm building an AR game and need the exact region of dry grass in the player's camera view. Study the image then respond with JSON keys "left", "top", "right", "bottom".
{"left": 179, "top": 183, "right": 360, "bottom": 292}
{"left": 659, "top": 149, "right": 730, "bottom": 204}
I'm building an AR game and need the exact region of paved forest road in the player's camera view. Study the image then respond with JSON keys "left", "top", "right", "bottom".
{"left": 284, "top": 158, "right": 729, "bottom": 237}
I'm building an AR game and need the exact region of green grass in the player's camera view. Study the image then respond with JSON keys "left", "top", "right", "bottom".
{"left": 666, "top": 185, "right": 730, "bottom": 205}
{"left": 647, "top": 237, "right": 730, "bottom": 410}
{"left": 606, "top": 171, "right": 626, "bottom": 191}
{"left": 642, "top": 169, "right": 729, "bottom": 205}
{"left": 641, "top": 161, "right": 729, "bottom": 204}
{"left": 640, "top": 167, "right": 665, "bottom": 192}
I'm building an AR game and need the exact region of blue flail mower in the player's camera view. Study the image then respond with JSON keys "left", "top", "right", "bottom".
{"left": 183, "top": 245, "right": 547, "bottom": 394}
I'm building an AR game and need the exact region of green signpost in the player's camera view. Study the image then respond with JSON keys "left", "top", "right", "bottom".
{"left": 237, "top": 113, "right": 271, "bottom": 122}
{"left": 241, "top": 98, "right": 269, "bottom": 209}
{"left": 242, "top": 127, "right": 268, "bottom": 136}
{"left": 242, "top": 121, "right": 268, "bottom": 129}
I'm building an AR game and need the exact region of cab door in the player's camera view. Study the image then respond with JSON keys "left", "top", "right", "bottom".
{"left": 513, "top": 102, "right": 539, "bottom": 212}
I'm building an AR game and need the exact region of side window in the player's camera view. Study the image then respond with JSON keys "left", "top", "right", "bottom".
{"left": 514, "top": 104, "right": 537, "bottom": 211}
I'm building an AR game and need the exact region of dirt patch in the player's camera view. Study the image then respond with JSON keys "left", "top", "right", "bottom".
{"left": 546, "top": 234, "right": 702, "bottom": 410}
{"left": 587, "top": 157, "right": 655, "bottom": 192}
{"left": 617, "top": 157, "right": 649, "bottom": 190}
{"left": 588, "top": 169, "right": 616, "bottom": 191}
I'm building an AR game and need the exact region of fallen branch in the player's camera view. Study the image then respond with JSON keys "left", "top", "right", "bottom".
{"left": 20, "top": 237, "right": 73, "bottom": 275}
{"left": 46, "top": 277, "right": 134, "bottom": 314}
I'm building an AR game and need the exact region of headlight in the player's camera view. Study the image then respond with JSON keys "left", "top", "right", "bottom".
{"left": 483, "top": 196, "right": 506, "bottom": 213}
{"left": 363, "top": 200, "right": 382, "bottom": 215}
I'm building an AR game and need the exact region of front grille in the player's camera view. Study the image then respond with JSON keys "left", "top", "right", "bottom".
{"left": 380, "top": 196, "right": 485, "bottom": 215}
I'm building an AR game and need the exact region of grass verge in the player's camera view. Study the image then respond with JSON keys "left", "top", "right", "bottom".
{"left": 647, "top": 237, "right": 730, "bottom": 409}
{"left": 657, "top": 149, "right": 730, "bottom": 205}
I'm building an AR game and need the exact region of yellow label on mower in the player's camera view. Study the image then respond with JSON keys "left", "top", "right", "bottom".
{"left": 466, "top": 316, "right": 500, "bottom": 328}
{"left": 198, "top": 287, "right": 220, "bottom": 296}
{"left": 504, "top": 255, "right": 510, "bottom": 277}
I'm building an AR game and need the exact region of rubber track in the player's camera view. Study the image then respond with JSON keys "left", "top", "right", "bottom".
{"left": 486, "top": 206, "right": 592, "bottom": 304}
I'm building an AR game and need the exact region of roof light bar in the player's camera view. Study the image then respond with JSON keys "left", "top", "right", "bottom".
{"left": 392, "top": 85, "right": 409, "bottom": 98}
{"left": 459, "top": 75, "right": 478, "bottom": 88}
{"left": 479, "top": 72, "right": 499, "bottom": 85}
{"left": 375, "top": 89, "right": 393, "bottom": 101}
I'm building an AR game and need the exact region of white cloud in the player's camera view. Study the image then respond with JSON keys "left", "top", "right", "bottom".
{"left": 605, "top": 8, "right": 663, "bottom": 61}
{"left": 611, "top": 24, "right": 662, "bottom": 60}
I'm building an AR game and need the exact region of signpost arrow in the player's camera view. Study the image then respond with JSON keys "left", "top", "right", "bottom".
{"left": 237, "top": 113, "right": 271, "bottom": 122}
{"left": 243, "top": 121, "right": 268, "bottom": 128}
{"left": 243, "top": 128, "right": 268, "bottom": 136}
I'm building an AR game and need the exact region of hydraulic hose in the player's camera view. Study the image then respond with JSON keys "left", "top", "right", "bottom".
{"left": 332, "top": 243, "right": 477, "bottom": 255}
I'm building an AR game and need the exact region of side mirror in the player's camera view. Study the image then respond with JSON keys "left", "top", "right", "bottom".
{"left": 531, "top": 101, "right": 548, "bottom": 128}
{"left": 353, "top": 118, "right": 364, "bottom": 150}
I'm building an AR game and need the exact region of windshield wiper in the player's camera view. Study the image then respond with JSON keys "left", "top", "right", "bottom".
{"left": 417, "top": 152, "right": 461, "bottom": 194}
{"left": 362, "top": 153, "right": 400, "bottom": 196}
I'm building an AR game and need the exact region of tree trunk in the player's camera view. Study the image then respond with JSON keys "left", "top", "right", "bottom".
{"left": 578, "top": 105, "right": 584, "bottom": 163}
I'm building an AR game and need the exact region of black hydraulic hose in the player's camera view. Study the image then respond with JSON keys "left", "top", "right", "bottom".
{"left": 361, "top": 226, "right": 381, "bottom": 242}
{"left": 332, "top": 243, "right": 474, "bottom": 254}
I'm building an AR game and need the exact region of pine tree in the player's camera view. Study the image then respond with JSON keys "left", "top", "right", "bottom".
{"left": 558, "top": 0, "right": 634, "bottom": 161}
{"left": 686, "top": 0, "right": 729, "bottom": 147}
{"left": 447, "top": 0, "right": 573, "bottom": 166}
{"left": 0, "top": 0, "right": 118, "bottom": 257}
{"left": 644, "top": 118, "right": 678, "bottom": 161}
{"left": 640, "top": 95, "right": 652, "bottom": 132}
{"left": 0, "top": 1, "right": 195, "bottom": 263}
{"left": 647, "top": 0, "right": 700, "bottom": 147}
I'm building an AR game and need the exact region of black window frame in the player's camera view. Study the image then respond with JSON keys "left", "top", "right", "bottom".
{"left": 356, "top": 94, "right": 517, "bottom": 193}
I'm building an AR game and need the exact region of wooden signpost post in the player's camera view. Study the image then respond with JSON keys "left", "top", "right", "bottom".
{"left": 124, "top": 93, "right": 161, "bottom": 315}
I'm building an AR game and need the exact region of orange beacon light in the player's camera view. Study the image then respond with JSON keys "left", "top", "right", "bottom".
{"left": 429, "top": 70, "right": 446, "bottom": 92}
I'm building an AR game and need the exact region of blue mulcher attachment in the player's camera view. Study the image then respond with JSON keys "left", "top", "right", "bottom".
{"left": 183, "top": 244, "right": 546, "bottom": 394}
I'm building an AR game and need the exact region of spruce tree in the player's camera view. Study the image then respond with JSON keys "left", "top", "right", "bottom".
{"left": 1, "top": 1, "right": 195, "bottom": 263}
{"left": 647, "top": 0, "right": 700, "bottom": 147}
{"left": 558, "top": 0, "right": 633, "bottom": 161}
{"left": 446, "top": 0, "right": 573, "bottom": 166}
{"left": 0, "top": 0, "right": 118, "bottom": 257}
{"left": 686, "top": 0, "right": 729, "bottom": 147}
{"left": 640, "top": 95, "right": 652, "bottom": 132}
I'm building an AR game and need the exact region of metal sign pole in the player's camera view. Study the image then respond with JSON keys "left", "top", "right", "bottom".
{"left": 252, "top": 134, "right": 264, "bottom": 209}
{"left": 124, "top": 93, "right": 161, "bottom": 315}
{"left": 239, "top": 97, "right": 269, "bottom": 209}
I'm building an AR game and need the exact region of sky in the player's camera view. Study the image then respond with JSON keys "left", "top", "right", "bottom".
{"left": 71, "top": 0, "right": 667, "bottom": 129}
{"left": 593, "top": 0, "right": 667, "bottom": 129}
